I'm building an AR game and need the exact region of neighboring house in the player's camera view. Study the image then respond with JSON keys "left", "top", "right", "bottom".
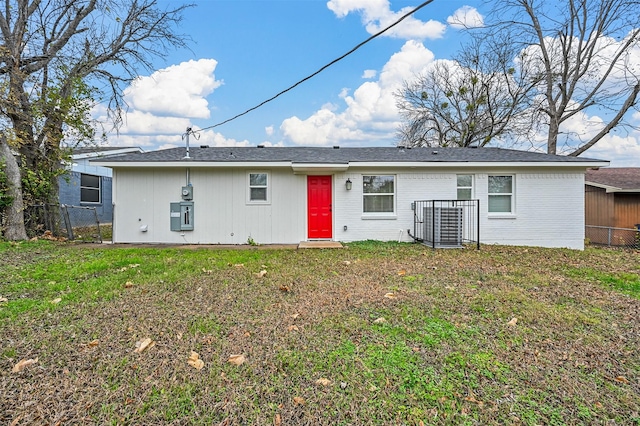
{"left": 59, "top": 147, "right": 143, "bottom": 223}
{"left": 93, "top": 146, "right": 607, "bottom": 249}
{"left": 585, "top": 168, "right": 640, "bottom": 245}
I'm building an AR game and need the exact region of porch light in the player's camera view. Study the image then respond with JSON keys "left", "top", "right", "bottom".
{"left": 345, "top": 178, "right": 352, "bottom": 190}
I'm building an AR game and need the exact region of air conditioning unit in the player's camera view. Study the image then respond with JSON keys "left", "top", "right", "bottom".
{"left": 424, "top": 206, "right": 463, "bottom": 247}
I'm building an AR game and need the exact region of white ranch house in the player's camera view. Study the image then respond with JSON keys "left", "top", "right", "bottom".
{"left": 93, "top": 146, "right": 608, "bottom": 249}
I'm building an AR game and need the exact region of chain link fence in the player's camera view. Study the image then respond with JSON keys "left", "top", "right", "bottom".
{"left": 586, "top": 225, "right": 640, "bottom": 249}
{"left": 23, "top": 204, "right": 103, "bottom": 243}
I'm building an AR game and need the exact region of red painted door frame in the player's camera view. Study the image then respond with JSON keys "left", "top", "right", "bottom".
{"left": 307, "top": 176, "right": 332, "bottom": 239}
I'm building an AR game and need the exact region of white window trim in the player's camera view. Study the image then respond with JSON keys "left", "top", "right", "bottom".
{"left": 362, "top": 174, "right": 396, "bottom": 217}
{"left": 488, "top": 174, "right": 515, "bottom": 216}
{"left": 80, "top": 173, "right": 101, "bottom": 204}
{"left": 247, "top": 171, "right": 270, "bottom": 205}
{"left": 456, "top": 174, "right": 474, "bottom": 200}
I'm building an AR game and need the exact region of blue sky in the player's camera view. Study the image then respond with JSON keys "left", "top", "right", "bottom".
{"left": 98, "top": 0, "right": 640, "bottom": 167}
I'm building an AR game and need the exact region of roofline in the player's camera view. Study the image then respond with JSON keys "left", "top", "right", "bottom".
{"left": 585, "top": 181, "right": 640, "bottom": 193}
{"left": 93, "top": 160, "right": 609, "bottom": 169}
{"left": 73, "top": 147, "right": 142, "bottom": 160}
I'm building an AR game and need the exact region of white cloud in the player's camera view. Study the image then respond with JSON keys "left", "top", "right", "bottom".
{"left": 265, "top": 125, "right": 274, "bottom": 136}
{"left": 280, "top": 40, "right": 435, "bottom": 146}
{"left": 124, "top": 59, "right": 222, "bottom": 119}
{"left": 447, "top": 6, "right": 484, "bottom": 29}
{"left": 362, "top": 69, "right": 377, "bottom": 79}
{"left": 93, "top": 59, "right": 252, "bottom": 150}
{"left": 327, "top": 0, "right": 446, "bottom": 40}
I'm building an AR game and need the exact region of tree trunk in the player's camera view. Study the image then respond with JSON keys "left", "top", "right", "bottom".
{"left": 0, "top": 136, "right": 28, "bottom": 240}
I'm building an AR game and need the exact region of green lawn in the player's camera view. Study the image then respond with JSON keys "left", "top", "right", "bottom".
{"left": 0, "top": 240, "right": 638, "bottom": 425}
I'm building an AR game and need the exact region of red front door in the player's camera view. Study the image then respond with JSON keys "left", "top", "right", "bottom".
{"left": 307, "top": 176, "right": 332, "bottom": 239}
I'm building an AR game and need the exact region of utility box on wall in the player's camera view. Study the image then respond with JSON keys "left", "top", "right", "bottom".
{"left": 181, "top": 185, "right": 193, "bottom": 200}
{"left": 170, "top": 201, "right": 194, "bottom": 231}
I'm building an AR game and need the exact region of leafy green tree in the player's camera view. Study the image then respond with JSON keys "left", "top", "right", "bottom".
{"left": 0, "top": 0, "right": 192, "bottom": 239}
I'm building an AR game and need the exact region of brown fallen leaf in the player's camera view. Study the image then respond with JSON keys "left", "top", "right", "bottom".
{"left": 134, "top": 338, "right": 155, "bottom": 353}
{"left": 293, "top": 396, "right": 305, "bottom": 405}
{"left": 397, "top": 270, "right": 406, "bottom": 276}
{"left": 342, "top": 260, "right": 351, "bottom": 265}
{"left": 12, "top": 358, "right": 38, "bottom": 373}
{"left": 315, "top": 378, "right": 332, "bottom": 386}
{"left": 383, "top": 292, "right": 396, "bottom": 299}
{"left": 373, "top": 317, "right": 387, "bottom": 324}
{"left": 273, "top": 413, "right": 281, "bottom": 426}
{"left": 279, "top": 284, "right": 290, "bottom": 292}
{"left": 287, "top": 325, "right": 299, "bottom": 332}
{"left": 228, "top": 354, "right": 246, "bottom": 366}
{"left": 256, "top": 270, "right": 267, "bottom": 278}
{"left": 188, "top": 351, "right": 205, "bottom": 370}
{"left": 87, "top": 339, "right": 99, "bottom": 347}
{"left": 507, "top": 317, "right": 518, "bottom": 326}
{"left": 51, "top": 297, "right": 62, "bottom": 304}
{"left": 614, "top": 376, "right": 629, "bottom": 384}
{"left": 290, "top": 313, "right": 300, "bottom": 319}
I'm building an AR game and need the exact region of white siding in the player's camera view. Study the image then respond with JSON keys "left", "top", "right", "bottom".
{"left": 112, "top": 165, "right": 586, "bottom": 249}
{"left": 112, "top": 167, "right": 306, "bottom": 244}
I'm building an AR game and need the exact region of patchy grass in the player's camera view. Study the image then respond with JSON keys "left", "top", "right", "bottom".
{"left": 0, "top": 241, "right": 639, "bottom": 425}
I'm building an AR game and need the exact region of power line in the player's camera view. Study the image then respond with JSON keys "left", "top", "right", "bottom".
{"left": 194, "top": 0, "right": 436, "bottom": 134}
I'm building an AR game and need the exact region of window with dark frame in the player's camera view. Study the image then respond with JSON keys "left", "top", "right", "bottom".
{"left": 80, "top": 174, "right": 101, "bottom": 203}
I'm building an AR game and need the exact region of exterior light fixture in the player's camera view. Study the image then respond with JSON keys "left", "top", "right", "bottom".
{"left": 345, "top": 178, "right": 352, "bottom": 190}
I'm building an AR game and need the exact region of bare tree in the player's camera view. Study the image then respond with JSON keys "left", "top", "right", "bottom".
{"left": 0, "top": 0, "right": 192, "bottom": 239}
{"left": 395, "top": 37, "right": 536, "bottom": 148}
{"left": 487, "top": 0, "right": 640, "bottom": 155}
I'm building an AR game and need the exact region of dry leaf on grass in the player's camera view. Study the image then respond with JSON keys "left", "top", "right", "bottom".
{"left": 256, "top": 270, "right": 267, "bottom": 278}
{"left": 293, "top": 396, "right": 305, "bottom": 405}
{"left": 87, "top": 339, "right": 99, "bottom": 347}
{"left": 12, "top": 358, "right": 38, "bottom": 372}
{"left": 287, "top": 325, "right": 299, "bottom": 332}
{"left": 134, "top": 338, "right": 155, "bottom": 353}
{"left": 228, "top": 354, "right": 246, "bottom": 366}
{"left": 202, "top": 268, "right": 213, "bottom": 275}
{"left": 343, "top": 260, "right": 351, "bottom": 265}
{"left": 188, "top": 351, "right": 205, "bottom": 370}
{"left": 124, "top": 281, "right": 134, "bottom": 288}
{"left": 383, "top": 292, "right": 396, "bottom": 299}
{"left": 0, "top": 296, "right": 8, "bottom": 303}
{"left": 273, "top": 413, "right": 282, "bottom": 426}
{"left": 373, "top": 317, "right": 387, "bottom": 324}
{"left": 507, "top": 317, "right": 518, "bottom": 326}
{"left": 51, "top": 297, "right": 62, "bottom": 304}
{"left": 397, "top": 270, "right": 406, "bottom": 276}
{"left": 315, "top": 378, "right": 332, "bottom": 386}
{"left": 614, "top": 376, "right": 629, "bottom": 384}
{"left": 290, "top": 313, "right": 300, "bottom": 319}
{"left": 234, "top": 264, "right": 245, "bottom": 268}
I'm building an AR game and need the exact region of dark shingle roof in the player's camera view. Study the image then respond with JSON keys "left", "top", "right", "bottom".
{"left": 585, "top": 167, "right": 640, "bottom": 191}
{"left": 94, "top": 146, "right": 605, "bottom": 164}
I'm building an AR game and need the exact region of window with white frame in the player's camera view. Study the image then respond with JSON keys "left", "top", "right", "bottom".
{"left": 248, "top": 172, "right": 268, "bottom": 203}
{"left": 457, "top": 174, "right": 473, "bottom": 200}
{"left": 80, "top": 174, "right": 101, "bottom": 203}
{"left": 363, "top": 175, "right": 395, "bottom": 213}
{"left": 488, "top": 175, "right": 513, "bottom": 213}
